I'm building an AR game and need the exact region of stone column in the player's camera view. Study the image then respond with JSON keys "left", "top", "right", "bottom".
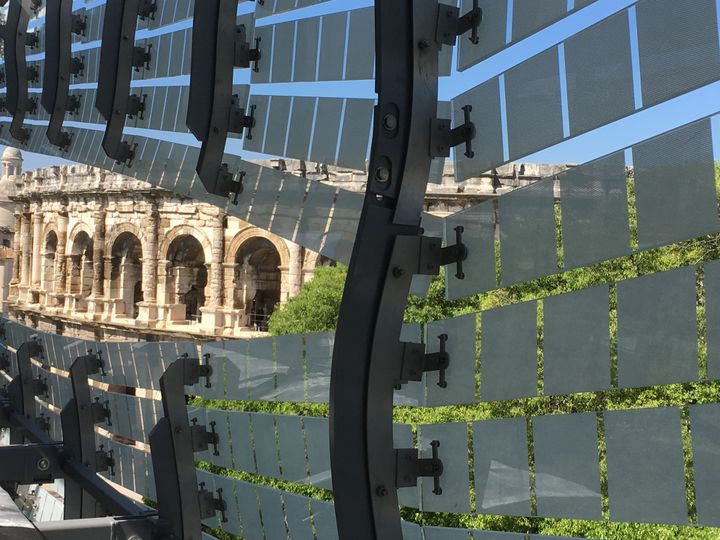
{"left": 31, "top": 207, "right": 42, "bottom": 288}
{"left": 20, "top": 210, "right": 31, "bottom": 300}
{"left": 200, "top": 213, "right": 225, "bottom": 333}
{"left": 8, "top": 212, "right": 22, "bottom": 301}
{"left": 137, "top": 202, "right": 159, "bottom": 326}
{"left": 288, "top": 242, "right": 303, "bottom": 297}
{"left": 88, "top": 208, "right": 105, "bottom": 319}
{"left": 51, "top": 210, "right": 68, "bottom": 308}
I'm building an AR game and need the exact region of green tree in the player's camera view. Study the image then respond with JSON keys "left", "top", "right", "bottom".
{"left": 267, "top": 265, "right": 347, "bottom": 335}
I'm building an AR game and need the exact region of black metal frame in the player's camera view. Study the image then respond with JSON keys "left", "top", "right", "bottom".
{"left": 329, "top": 2, "right": 475, "bottom": 537}
{"left": 42, "top": 0, "right": 85, "bottom": 151}
{"left": 5, "top": 1, "right": 33, "bottom": 144}
{"left": 96, "top": 0, "right": 156, "bottom": 166}
{"left": 187, "top": 0, "right": 258, "bottom": 202}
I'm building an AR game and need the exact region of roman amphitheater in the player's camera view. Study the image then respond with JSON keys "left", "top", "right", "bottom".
{"left": 0, "top": 147, "right": 568, "bottom": 341}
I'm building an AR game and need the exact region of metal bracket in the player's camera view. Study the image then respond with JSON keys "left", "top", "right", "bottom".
{"left": 67, "top": 94, "right": 81, "bottom": 115}
{"left": 0, "top": 351, "right": 10, "bottom": 372}
{"left": 25, "top": 32, "right": 40, "bottom": 49}
{"left": 228, "top": 99, "right": 255, "bottom": 138}
{"left": 91, "top": 397, "right": 112, "bottom": 426}
{"left": 189, "top": 418, "right": 220, "bottom": 456}
{"left": 0, "top": 443, "right": 63, "bottom": 484}
{"left": 115, "top": 142, "right": 138, "bottom": 167}
{"left": 35, "top": 412, "right": 50, "bottom": 435}
{"left": 430, "top": 104, "right": 476, "bottom": 158}
{"left": 71, "top": 13, "right": 88, "bottom": 36}
{"left": 220, "top": 167, "right": 245, "bottom": 205}
{"left": 131, "top": 44, "right": 153, "bottom": 72}
{"left": 178, "top": 353, "right": 213, "bottom": 388}
{"left": 137, "top": 0, "right": 157, "bottom": 20}
{"left": 198, "top": 482, "right": 228, "bottom": 523}
{"left": 127, "top": 93, "right": 147, "bottom": 119}
{"left": 32, "top": 376, "right": 49, "bottom": 400}
{"left": 395, "top": 440, "right": 444, "bottom": 495}
{"left": 95, "top": 444, "right": 115, "bottom": 476}
{"left": 27, "top": 65, "right": 39, "bottom": 84}
{"left": 70, "top": 56, "right": 85, "bottom": 77}
{"left": 416, "top": 226, "right": 468, "bottom": 279}
{"left": 235, "top": 24, "right": 261, "bottom": 72}
{"left": 395, "top": 333, "right": 450, "bottom": 389}
{"left": 436, "top": 0, "right": 483, "bottom": 46}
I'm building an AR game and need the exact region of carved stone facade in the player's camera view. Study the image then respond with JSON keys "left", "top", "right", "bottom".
{"left": 2, "top": 149, "right": 573, "bottom": 341}
{"left": 6, "top": 158, "right": 332, "bottom": 341}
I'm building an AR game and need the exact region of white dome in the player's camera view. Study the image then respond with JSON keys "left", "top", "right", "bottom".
{"left": 1, "top": 147, "right": 22, "bottom": 161}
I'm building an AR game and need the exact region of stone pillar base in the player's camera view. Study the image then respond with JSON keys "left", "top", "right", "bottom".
{"left": 199, "top": 306, "right": 224, "bottom": 334}
{"left": 158, "top": 304, "right": 187, "bottom": 324}
{"left": 136, "top": 302, "right": 159, "bottom": 326}
{"left": 86, "top": 297, "right": 105, "bottom": 320}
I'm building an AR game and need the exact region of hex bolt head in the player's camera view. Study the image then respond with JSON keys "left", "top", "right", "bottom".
{"left": 36, "top": 458, "right": 50, "bottom": 471}
{"left": 382, "top": 114, "right": 398, "bottom": 131}
{"left": 418, "top": 39, "right": 430, "bottom": 50}
{"left": 392, "top": 266, "right": 405, "bottom": 278}
{"left": 376, "top": 486, "right": 388, "bottom": 497}
{"left": 375, "top": 167, "right": 390, "bottom": 183}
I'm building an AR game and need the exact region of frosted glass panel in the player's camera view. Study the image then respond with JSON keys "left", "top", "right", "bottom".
{"left": 294, "top": 18, "right": 319, "bottom": 82}
{"left": 543, "top": 286, "right": 611, "bottom": 395}
{"left": 212, "top": 473, "right": 242, "bottom": 536}
{"left": 565, "top": 11, "right": 634, "bottom": 135}
{"left": 480, "top": 301, "right": 537, "bottom": 401}
{"left": 505, "top": 48, "right": 563, "bottom": 159}
{"left": 304, "top": 416, "right": 332, "bottom": 489}
{"left": 475, "top": 532, "right": 527, "bottom": 540}
{"left": 633, "top": 120, "right": 718, "bottom": 249}
{"left": 318, "top": 11, "right": 347, "bottom": 81}
{"left": 258, "top": 486, "right": 287, "bottom": 540}
{"left": 636, "top": 0, "right": 720, "bottom": 107}
{"left": 337, "top": 98, "right": 373, "bottom": 171}
{"left": 690, "top": 404, "right": 720, "bottom": 526}
{"left": 311, "top": 500, "right": 339, "bottom": 540}
{"left": 425, "top": 314, "right": 476, "bottom": 406}
{"left": 228, "top": 411, "right": 255, "bottom": 473}
{"left": 457, "top": 0, "right": 507, "bottom": 71}
{"left": 604, "top": 407, "right": 687, "bottom": 524}
{"left": 418, "top": 422, "right": 470, "bottom": 513}
{"left": 271, "top": 22, "right": 294, "bottom": 83}
{"left": 559, "top": 151, "right": 630, "bottom": 269}
{"left": 424, "top": 527, "right": 472, "bottom": 540}
{"left": 512, "top": 0, "right": 566, "bottom": 41}
{"left": 445, "top": 202, "right": 496, "bottom": 300}
{"left": 345, "top": 7, "right": 374, "bottom": 80}
{"left": 499, "top": 180, "right": 557, "bottom": 285}
{"left": 235, "top": 481, "right": 263, "bottom": 539}
{"left": 533, "top": 413, "right": 602, "bottom": 519}
{"left": 262, "top": 96, "right": 292, "bottom": 157}
{"left": 616, "top": 266, "right": 698, "bottom": 388}
{"left": 275, "top": 334, "right": 306, "bottom": 401}
{"left": 206, "top": 409, "right": 233, "bottom": 470}
{"left": 276, "top": 415, "right": 307, "bottom": 483}
{"left": 474, "top": 417, "right": 531, "bottom": 516}
{"left": 252, "top": 414, "right": 280, "bottom": 478}
{"left": 308, "top": 98, "right": 343, "bottom": 164}
{"left": 286, "top": 97, "right": 315, "bottom": 160}
{"left": 394, "top": 423, "right": 419, "bottom": 507}
{"left": 453, "top": 78, "right": 504, "bottom": 182}
{"left": 246, "top": 337, "right": 276, "bottom": 400}
{"left": 705, "top": 260, "right": 720, "bottom": 380}
{"left": 284, "top": 493, "right": 314, "bottom": 539}
{"left": 306, "top": 332, "right": 333, "bottom": 402}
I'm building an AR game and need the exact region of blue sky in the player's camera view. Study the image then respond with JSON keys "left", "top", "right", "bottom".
{"left": 8, "top": 0, "right": 720, "bottom": 171}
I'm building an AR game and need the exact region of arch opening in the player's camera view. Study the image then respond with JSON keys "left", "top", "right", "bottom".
{"left": 110, "top": 232, "right": 143, "bottom": 319}
{"left": 69, "top": 231, "right": 93, "bottom": 307}
{"left": 166, "top": 235, "right": 207, "bottom": 322}
{"left": 41, "top": 231, "right": 58, "bottom": 298}
{"left": 234, "top": 237, "right": 281, "bottom": 331}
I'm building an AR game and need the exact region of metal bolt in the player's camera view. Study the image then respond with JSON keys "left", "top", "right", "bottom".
{"left": 36, "top": 458, "right": 50, "bottom": 471}
{"left": 375, "top": 167, "right": 390, "bottom": 183}
{"left": 418, "top": 39, "right": 430, "bottom": 50}
{"left": 376, "top": 486, "right": 388, "bottom": 497}
{"left": 392, "top": 267, "right": 405, "bottom": 278}
{"left": 382, "top": 114, "right": 397, "bottom": 131}
{"left": 174, "top": 425, "right": 182, "bottom": 434}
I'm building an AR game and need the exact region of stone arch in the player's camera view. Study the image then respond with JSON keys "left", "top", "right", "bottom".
{"left": 105, "top": 222, "right": 144, "bottom": 256}
{"left": 165, "top": 234, "right": 208, "bottom": 322}
{"left": 41, "top": 229, "right": 58, "bottom": 295}
{"left": 225, "top": 227, "right": 290, "bottom": 269}
{"left": 303, "top": 250, "right": 336, "bottom": 270}
{"left": 67, "top": 221, "right": 94, "bottom": 255}
{"left": 159, "top": 225, "right": 212, "bottom": 264}
{"left": 108, "top": 231, "right": 143, "bottom": 319}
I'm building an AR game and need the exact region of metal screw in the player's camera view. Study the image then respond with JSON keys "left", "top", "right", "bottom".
{"left": 392, "top": 267, "right": 405, "bottom": 278}
{"left": 376, "top": 486, "right": 388, "bottom": 497}
{"left": 36, "top": 458, "right": 49, "bottom": 471}
{"left": 375, "top": 167, "right": 390, "bottom": 183}
{"left": 382, "top": 114, "right": 397, "bottom": 131}
{"left": 418, "top": 39, "right": 430, "bottom": 50}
